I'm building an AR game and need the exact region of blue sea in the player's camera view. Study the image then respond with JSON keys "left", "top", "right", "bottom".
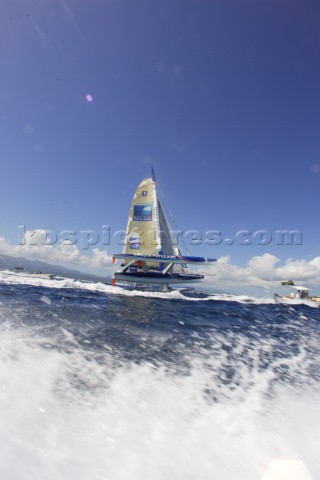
{"left": 0, "top": 271, "right": 319, "bottom": 479}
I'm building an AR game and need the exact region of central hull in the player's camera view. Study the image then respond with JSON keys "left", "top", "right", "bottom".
{"left": 114, "top": 271, "right": 204, "bottom": 285}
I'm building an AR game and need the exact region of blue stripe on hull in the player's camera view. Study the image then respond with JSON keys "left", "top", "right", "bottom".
{"left": 113, "top": 253, "right": 216, "bottom": 264}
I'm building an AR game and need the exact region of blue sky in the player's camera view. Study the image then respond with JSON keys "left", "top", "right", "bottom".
{"left": 0, "top": 0, "right": 319, "bottom": 291}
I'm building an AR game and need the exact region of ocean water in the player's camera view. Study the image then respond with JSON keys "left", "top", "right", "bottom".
{"left": 0, "top": 272, "right": 319, "bottom": 480}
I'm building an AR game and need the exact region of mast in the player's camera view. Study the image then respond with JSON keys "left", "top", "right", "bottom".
{"left": 151, "top": 166, "right": 156, "bottom": 182}
{"left": 151, "top": 167, "right": 163, "bottom": 257}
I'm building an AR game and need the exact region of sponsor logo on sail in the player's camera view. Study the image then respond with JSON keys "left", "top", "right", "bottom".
{"left": 133, "top": 204, "right": 153, "bottom": 221}
{"left": 128, "top": 232, "right": 140, "bottom": 249}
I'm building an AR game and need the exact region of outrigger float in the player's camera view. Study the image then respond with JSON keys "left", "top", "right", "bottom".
{"left": 112, "top": 168, "right": 216, "bottom": 291}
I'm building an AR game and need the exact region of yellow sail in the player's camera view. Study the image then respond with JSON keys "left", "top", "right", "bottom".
{"left": 124, "top": 177, "right": 160, "bottom": 256}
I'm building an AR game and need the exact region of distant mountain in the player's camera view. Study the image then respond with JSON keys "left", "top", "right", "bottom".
{"left": 0, "top": 254, "right": 109, "bottom": 283}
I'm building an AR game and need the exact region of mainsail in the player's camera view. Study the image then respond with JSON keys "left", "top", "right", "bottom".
{"left": 124, "top": 177, "right": 159, "bottom": 257}
{"left": 124, "top": 175, "right": 183, "bottom": 269}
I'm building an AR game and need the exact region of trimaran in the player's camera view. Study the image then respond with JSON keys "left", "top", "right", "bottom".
{"left": 112, "top": 168, "right": 216, "bottom": 291}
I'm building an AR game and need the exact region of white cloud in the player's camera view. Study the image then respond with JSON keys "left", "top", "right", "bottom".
{"left": 0, "top": 230, "right": 113, "bottom": 272}
{"left": 201, "top": 253, "right": 320, "bottom": 294}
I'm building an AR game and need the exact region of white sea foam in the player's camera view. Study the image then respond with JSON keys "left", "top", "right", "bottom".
{"left": 0, "top": 271, "right": 284, "bottom": 305}
{"left": 0, "top": 318, "right": 319, "bottom": 479}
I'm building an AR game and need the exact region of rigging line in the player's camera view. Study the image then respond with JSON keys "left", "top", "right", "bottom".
{"left": 156, "top": 177, "right": 190, "bottom": 255}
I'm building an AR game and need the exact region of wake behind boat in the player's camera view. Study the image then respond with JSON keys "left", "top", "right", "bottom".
{"left": 3, "top": 269, "right": 57, "bottom": 280}
{"left": 112, "top": 168, "right": 216, "bottom": 290}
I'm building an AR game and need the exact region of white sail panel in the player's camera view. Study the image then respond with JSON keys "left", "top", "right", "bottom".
{"left": 157, "top": 200, "right": 178, "bottom": 256}
{"left": 157, "top": 199, "right": 189, "bottom": 274}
